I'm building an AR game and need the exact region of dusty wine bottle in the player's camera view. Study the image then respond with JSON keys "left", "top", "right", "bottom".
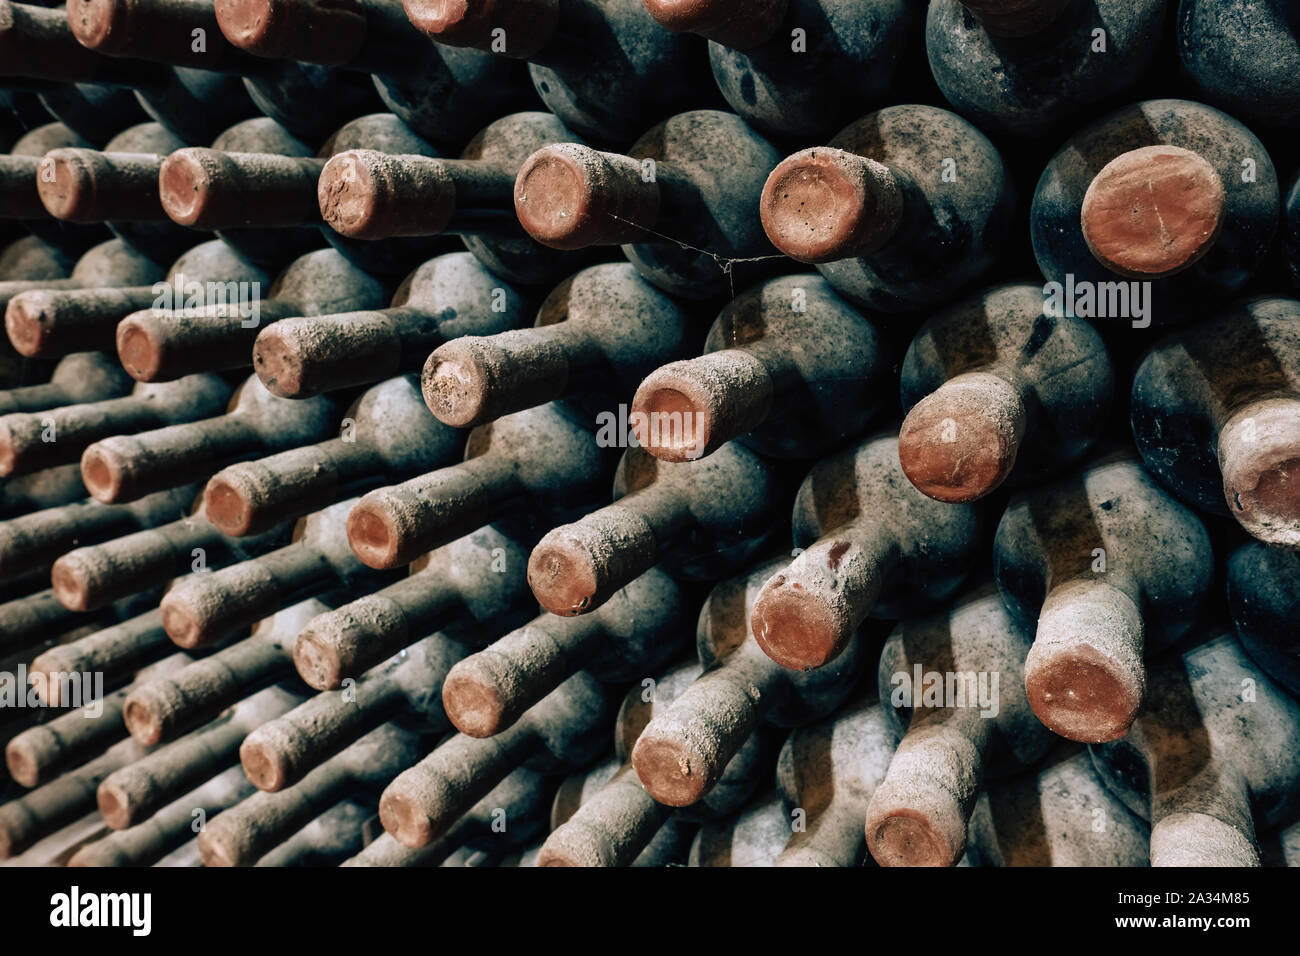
{"left": 993, "top": 449, "right": 1213, "bottom": 743}
{"left": 293, "top": 519, "right": 537, "bottom": 690}
{"left": 204, "top": 376, "right": 463, "bottom": 538}
{"left": 761, "top": 104, "right": 1014, "bottom": 313}
{"left": 1091, "top": 630, "right": 1300, "bottom": 866}
{"left": 443, "top": 566, "right": 688, "bottom": 737}
{"left": 965, "top": 747, "right": 1149, "bottom": 866}
{"left": 749, "top": 431, "right": 983, "bottom": 671}
{"left": 926, "top": 0, "right": 1166, "bottom": 138}
{"left": 423, "top": 262, "right": 692, "bottom": 429}
{"left": 632, "top": 557, "right": 864, "bottom": 807}
{"left": 863, "top": 583, "right": 1055, "bottom": 867}
{"left": 49, "top": 489, "right": 292, "bottom": 612}
{"left": 156, "top": 498, "right": 395, "bottom": 649}
{"left": 631, "top": 273, "right": 888, "bottom": 462}
{"left": 379, "top": 671, "right": 613, "bottom": 847}
{"left": 898, "top": 282, "right": 1115, "bottom": 502}
{"left": 538, "top": 660, "right": 765, "bottom": 867}
{"left": 402, "top": 0, "right": 712, "bottom": 144}
{"left": 253, "top": 251, "right": 530, "bottom": 400}
{"left": 1226, "top": 540, "right": 1300, "bottom": 699}
{"left": 526, "top": 442, "right": 785, "bottom": 616}
{"left": 774, "top": 684, "right": 898, "bottom": 867}
{"left": 514, "top": 110, "right": 782, "bottom": 300}
{"left": 346, "top": 402, "right": 614, "bottom": 570}
{"left": 1031, "top": 99, "right": 1279, "bottom": 321}
{"left": 1130, "top": 296, "right": 1300, "bottom": 548}
{"left": 0, "top": 0, "right": 258, "bottom": 145}
{"left": 95, "top": 684, "right": 305, "bottom": 830}
{"left": 1177, "top": 0, "right": 1300, "bottom": 130}
{"left": 0, "top": 350, "right": 134, "bottom": 416}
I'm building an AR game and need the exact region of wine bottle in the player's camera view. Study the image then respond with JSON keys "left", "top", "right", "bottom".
{"left": 514, "top": 109, "right": 782, "bottom": 300}
{"left": 749, "top": 431, "right": 982, "bottom": 671}
{"left": 631, "top": 557, "right": 864, "bottom": 806}
{"left": 1177, "top": 0, "right": 1300, "bottom": 130}
{"left": 1226, "top": 540, "right": 1300, "bottom": 698}
{"left": 898, "top": 282, "right": 1115, "bottom": 502}
{"left": 760, "top": 104, "right": 1014, "bottom": 312}
{"left": 1130, "top": 296, "right": 1300, "bottom": 547}
{"left": 402, "top": 0, "right": 712, "bottom": 144}
{"left": 631, "top": 273, "right": 888, "bottom": 462}
{"left": 1031, "top": 99, "right": 1279, "bottom": 322}
{"left": 864, "top": 583, "right": 1055, "bottom": 867}
{"left": 1090, "top": 630, "right": 1300, "bottom": 866}
{"left": 993, "top": 450, "right": 1214, "bottom": 743}
{"left": 253, "top": 251, "right": 530, "bottom": 400}
{"left": 642, "top": 0, "right": 920, "bottom": 139}
{"left": 423, "top": 262, "right": 692, "bottom": 428}
{"left": 443, "top": 566, "right": 689, "bottom": 737}
{"left": 926, "top": 0, "right": 1166, "bottom": 138}
{"left": 346, "top": 403, "right": 615, "bottom": 570}
{"left": 526, "top": 442, "right": 786, "bottom": 616}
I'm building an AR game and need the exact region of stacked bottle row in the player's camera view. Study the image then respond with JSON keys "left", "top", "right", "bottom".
{"left": 0, "top": 0, "right": 1298, "bottom": 867}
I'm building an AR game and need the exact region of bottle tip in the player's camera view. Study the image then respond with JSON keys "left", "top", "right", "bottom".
{"left": 443, "top": 668, "right": 509, "bottom": 738}
{"left": 159, "top": 591, "right": 209, "bottom": 650}
{"left": 80, "top": 443, "right": 129, "bottom": 503}
{"left": 527, "top": 537, "right": 599, "bottom": 617}
{"left": 96, "top": 780, "right": 134, "bottom": 831}
{"left": 1081, "top": 145, "right": 1225, "bottom": 279}
{"left": 630, "top": 376, "right": 714, "bottom": 463}
{"left": 514, "top": 146, "right": 602, "bottom": 250}
{"left": 115, "top": 316, "right": 166, "bottom": 383}
{"left": 122, "top": 696, "right": 165, "bottom": 747}
{"left": 898, "top": 392, "right": 1020, "bottom": 503}
{"left": 760, "top": 148, "right": 884, "bottom": 264}
{"left": 292, "top": 625, "right": 346, "bottom": 691}
{"left": 36, "top": 151, "right": 97, "bottom": 222}
{"left": 49, "top": 556, "right": 93, "bottom": 612}
{"left": 66, "top": 0, "right": 122, "bottom": 51}
{"left": 3, "top": 739, "right": 39, "bottom": 789}
{"left": 240, "top": 736, "right": 291, "bottom": 792}
{"left": 159, "top": 150, "right": 219, "bottom": 228}
{"left": 318, "top": 151, "right": 391, "bottom": 239}
{"left": 214, "top": 0, "right": 280, "bottom": 52}
{"left": 866, "top": 810, "right": 960, "bottom": 868}
{"left": 379, "top": 787, "right": 438, "bottom": 848}
{"left": 346, "top": 498, "right": 408, "bottom": 569}
{"left": 750, "top": 578, "right": 846, "bottom": 671}
{"left": 630, "top": 732, "right": 712, "bottom": 807}
{"left": 1025, "top": 642, "right": 1141, "bottom": 744}
{"left": 4, "top": 291, "right": 55, "bottom": 358}
{"left": 1219, "top": 402, "right": 1300, "bottom": 548}
{"left": 422, "top": 348, "right": 492, "bottom": 428}
{"left": 204, "top": 474, "right": 258, "bottom": 537}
